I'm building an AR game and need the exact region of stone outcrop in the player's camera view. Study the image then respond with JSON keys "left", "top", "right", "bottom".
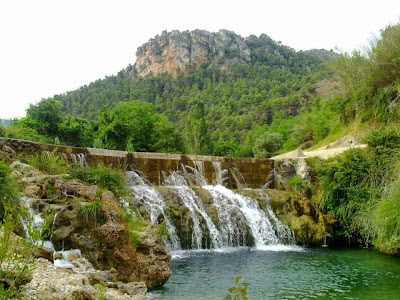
{"left": 49, "top": 187, "right": 171, "bottom": 289}
{"left": 10, "top": 161, "right": 171, "bottom": 291}
{"left": 133, "top": 29, "right": 251, "bottom": 77}
{"left": 20, "top": 258, "right": 148, "bottom": 300}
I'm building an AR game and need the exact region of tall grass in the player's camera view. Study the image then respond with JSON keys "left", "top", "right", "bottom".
{"left": 69, "top": 165, "right": 126, "bottom": 197}
{"left": 0, "top": 161, "right": 20, "bottom": 220}
{"left": 373, "top": 175, "right": 400, "bottom": 252}
{"left": 330, "top": 22, "right": 400, "bottom": 123}
{"left": 28, "top": 149, "right": 68, "bottom": 175}
{"left": 80, "top": 201, "right": 103, "bottom": 225}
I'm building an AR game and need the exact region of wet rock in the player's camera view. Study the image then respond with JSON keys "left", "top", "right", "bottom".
{"left": 260, "top": 189, "right": 335, "bottom": 245}
{"left": 33, "top": 247, "right": 54, "bottom": 263}
{"left": 50, "top": 190, "right": 171, "bottom": 289}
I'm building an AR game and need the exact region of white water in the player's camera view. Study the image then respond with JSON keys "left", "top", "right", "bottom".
{"left": 160, "top": 161, "right": 294, "bottom": 250}
{"left": 20, "top": 196, "right": 94, "bottom": 273}
{"left": 126, "top": 171, "right": 181, "bottom": 250}
{"left": 258, "top": 191, "right": 296, "bottom": 244}
{"left": 204, "top": 185, "right": 280, "bottom": 248}
{"left": 165, "top": 172, "right": 223, "bottom": 249}
{"left": 212, "top": 161, "right": 228, "bottom": 186}
{"left": 70, "top": 153, "right": 87, "bottom": 166}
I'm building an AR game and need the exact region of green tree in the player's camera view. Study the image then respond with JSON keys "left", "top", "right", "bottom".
{"left": 252, "top": 132, "right": 284, "bottom": 158}
{"left": 185, "top": 101, "right": 212, "bottom": 155}
{"left": 98, "top": 100, "right": 183, "bottom": 153}
{"left": 25, "top": 98, "right": 63, "bottom": 137}
{"left": 58, "top": 116, "right": 95, "bottom": 147}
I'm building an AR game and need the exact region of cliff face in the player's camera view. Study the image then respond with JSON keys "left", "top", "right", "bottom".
{"left": 133, "top": 29, "right": 251, "bottom": 77}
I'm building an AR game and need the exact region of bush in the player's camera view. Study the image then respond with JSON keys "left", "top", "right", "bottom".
{"left": 69, "top": 165, "right": 126, "bottom": 197}
{"left": 318, "top": 149, "right": 373, "bottom": 243}
{"left": 80, "top": 201, "right": 103, "bottom": 225}
{"left": 28, "top": 149, "right": 68, "bottom": 175}
{"left": 253, "top": 132, "right": 283, "bottom": 158}
{"left": 0, "top": 161, "right": 20, "bottom": 221}
{"left": 288, "top": 175, "right": 306, "bottom": 195}
{"left": 223, "top": 276, "right": 248, "bottom": 300}
{"left": 0, "top": 206, "right": 51, "bottom": 298}
{"left": 372, "top": 176, "right": 400, "bottom": 252}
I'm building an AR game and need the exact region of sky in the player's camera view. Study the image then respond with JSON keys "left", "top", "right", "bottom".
{"left": 0, "top": 0, "right": 399, "bottom": 119}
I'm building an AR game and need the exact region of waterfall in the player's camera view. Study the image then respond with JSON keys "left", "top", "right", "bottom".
{"left": 124, "top": 162, "right": 295, "bottom": 251}
{"left": 164, "top": 172, "right": 223, "bottom": 249}
{"left": 126, "top": 171, "right": 181, "bottom": 250}
{"left": 212, "top": 161, "right": 228, "bottom": 186}
{"left": 257, "top": 192, "right": 296, "bottom": 244}
{"left": 70, "top": 153, "right": 86, "bottom": 166}
{"left": 204, "top": 185, "right": 280, "bottom": 247}
{"left": 19, "top": 196, "right": 94, "bottom": 273}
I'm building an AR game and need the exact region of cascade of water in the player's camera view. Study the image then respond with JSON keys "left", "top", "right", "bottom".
{"left": 212, "top": 161, "right": 228, "bottom": 186}
{"left": 77, "top": 153, "right": 86, "bottom": 166}
{"left": 165, "top": 172, "right": 223, "bottom": 249}
{"left": 229, "top": 166, "right": 248, "bottom": 189}
{"left": 204, "top": 185, "right": 281, "bottom": 248}
{"left": 70, "top": 153, "right": 78, "bottom": 164}
{"left": 126, "top": 171, "right": 181, "bottom": 250}
{"left": 70, "top": 153, "right": 86, "bottom": 166}
{"left": 58, "top": 152, "right": 68, "bottom": 163}
{"left": 257, "top": 192, "right": 296, "bottom": 244}
{"left": 20, "top": 196, "right": 94, "bottom": 272}
{"left": 184, "top": 161, "right": 207, "bottom": 186}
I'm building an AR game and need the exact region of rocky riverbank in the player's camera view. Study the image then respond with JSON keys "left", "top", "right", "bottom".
{"left": 7, "top": 159, "right": 171, "bottom": 299}
{"left": 21, "top": 258, "right": 148, "bottom": 300}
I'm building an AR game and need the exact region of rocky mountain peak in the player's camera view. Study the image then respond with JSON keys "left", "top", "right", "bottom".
{"left": 133, "top": 29, "right": 251, "bottom": 77}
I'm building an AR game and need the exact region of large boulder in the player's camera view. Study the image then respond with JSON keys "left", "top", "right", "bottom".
{"left": 257, "top": 189, "right": 335, "bottom": 245}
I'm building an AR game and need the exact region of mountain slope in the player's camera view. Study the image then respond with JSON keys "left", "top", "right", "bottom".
{"left": 53, "top": 29, "right": 334, "bottom": 154}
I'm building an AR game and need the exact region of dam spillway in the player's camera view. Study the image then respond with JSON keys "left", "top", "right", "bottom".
{"left": 1, "top": 138, "right": 274, "bottom": 189}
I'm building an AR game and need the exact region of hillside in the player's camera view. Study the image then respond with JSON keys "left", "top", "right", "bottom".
{"left": 47, "top": 29, "right": 334, "bottom": 155}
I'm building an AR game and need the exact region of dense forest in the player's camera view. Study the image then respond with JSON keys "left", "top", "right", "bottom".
{"left": 2, "top": 23, "right": 400, "bottom": 253}
{"left": 2, "top": 33, "right": 334, "bottom": 156}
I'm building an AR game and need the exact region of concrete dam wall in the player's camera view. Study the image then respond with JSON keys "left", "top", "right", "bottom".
{"left": 1, "top": 138, "right": 274, "bottom": 189}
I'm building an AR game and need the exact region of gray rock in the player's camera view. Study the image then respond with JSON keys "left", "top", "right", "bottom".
{"left": 33, "top": 247, "right": 55, "bottom": 263}
{"left": 133, "top": 29, "right": 251, "bottom": 78}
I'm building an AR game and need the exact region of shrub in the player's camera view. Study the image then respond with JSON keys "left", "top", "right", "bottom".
{"left": 28, "top": 149, "right": 67, "bottom": 175}
{"left": 69, "top": 165, "right": 126, "bottom": 197}
{"left": 288, "top": 175, "right": 306, "bottom": 195}
{"left": 0, "top": 206, "right": 51, "bottom": 298}
{"left": 223, "top": 276, "right": 248, "bottom": 300}
{"left": 0, "top": 161, "right": 19, "bottom": 220}
{"left": 318, "top": 149, "right": 373, "bottom": 243}
{"left": 253, "top": 132, "right": 283, "bottom": 158}
{"left": 80, "top": 201, "right": 103, "bottom": 225}
{"left": 372, "top": 175, "right": 400, "bottom": 252}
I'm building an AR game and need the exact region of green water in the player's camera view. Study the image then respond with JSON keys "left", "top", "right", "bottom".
{"left": 150, "top": 246, "right": 400, "bottom": 299}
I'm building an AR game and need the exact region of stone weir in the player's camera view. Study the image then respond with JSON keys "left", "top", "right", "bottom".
{"left": 1, "top": 138, "right": 273, "bottom": 189}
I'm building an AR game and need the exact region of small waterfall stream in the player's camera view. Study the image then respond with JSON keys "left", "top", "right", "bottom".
{"left": 20, "top": 196, "right": 94, "bottom": 273}
{"left": 164, "top": 172, "right": 223, "bottom": 249}
{"left": 126, "top": 171, "right": 181, "bottom": 250}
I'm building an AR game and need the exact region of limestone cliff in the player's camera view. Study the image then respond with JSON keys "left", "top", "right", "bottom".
{"left": 133, "top": 29, "right": 251, "bottom": 77}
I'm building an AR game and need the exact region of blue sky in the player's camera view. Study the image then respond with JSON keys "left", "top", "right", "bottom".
{"left": 1, "top": 0, "right": 399, "bottom": 119}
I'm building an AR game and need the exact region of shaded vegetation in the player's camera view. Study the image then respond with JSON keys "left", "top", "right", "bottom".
{"left": 0, "top": 161, "right": 19, "bottom": 221}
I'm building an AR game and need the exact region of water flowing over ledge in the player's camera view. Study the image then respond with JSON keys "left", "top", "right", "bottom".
{"left": 126, "top": 160, "right": 296, "bottom": 251}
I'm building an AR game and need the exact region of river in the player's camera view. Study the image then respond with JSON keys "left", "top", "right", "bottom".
{"left": 150, "top": 246, "right": 400, "bottom": 299}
